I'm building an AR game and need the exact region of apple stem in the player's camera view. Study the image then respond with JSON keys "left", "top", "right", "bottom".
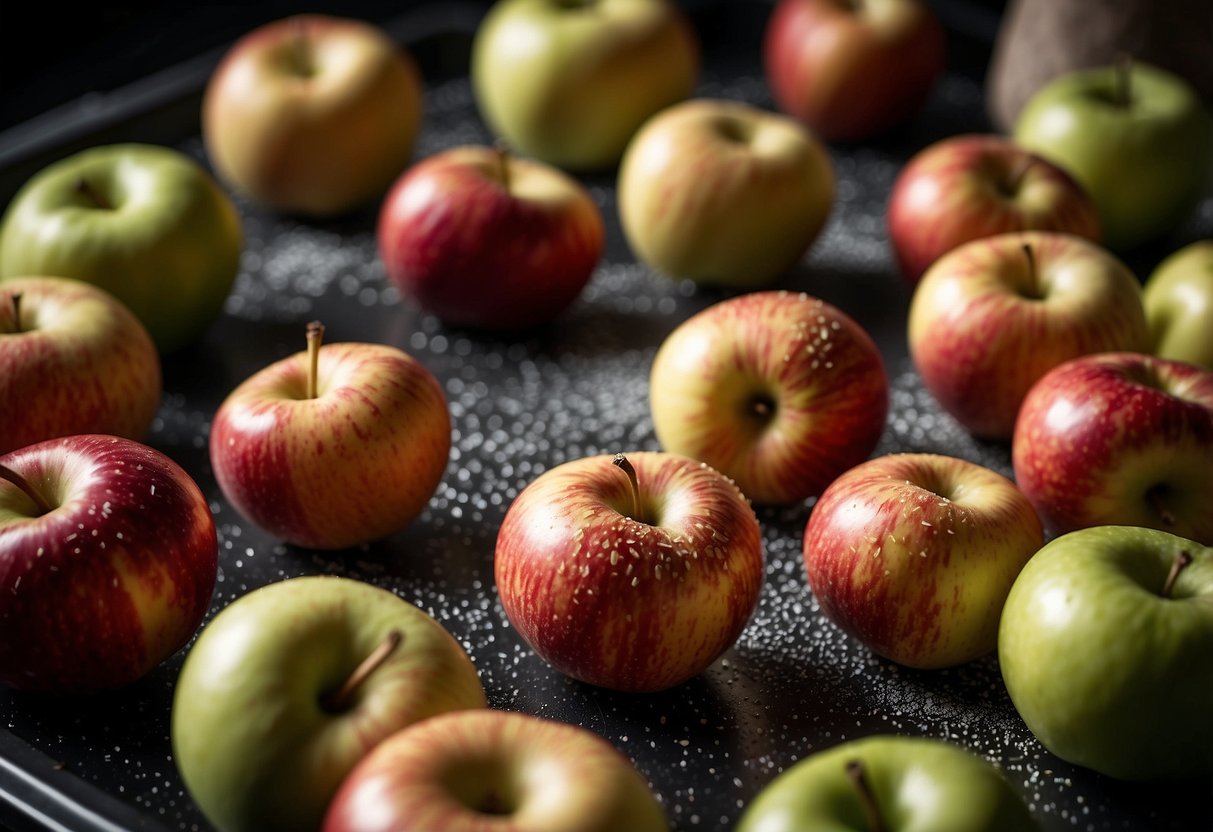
{"left": 306, "top": 320, "right": 324, "bottom": 400}
{"left": 4, "top": 292, "right": 21, "bottom": 334}
{"left": 0, "top": 463, "right": 53, "bottom": 516}
{"left": 1006, "top": 156, "right": 1034, "bottom": 195}
{"left": 1147, "top": 486, "right": 1177, "bottom": 527}
{"left": 75, "top": 178, "right": 112, "bottom": 210}
{"left": 322, "top": 629, "right": 403, "bottom": 712}
{"left": 291, "top": 17, "right": 315, "bottom": 77}
{"left": 845, "top": 760, "right": 886, "bottom": 832}
{"left": 1115, "top": 53, "right": 1133, "bottom": 109}
{"left": 1021, "top": 242, "right": 1039, "bottom": 297}
{"left": 494, "top": 140, "right": 511, "bottom": 194}
{"left": 1161, "top": 550, "right": 1193, "bottom": 599}
{"left": 612, "top": 453, "right": 642, "bottom": 521}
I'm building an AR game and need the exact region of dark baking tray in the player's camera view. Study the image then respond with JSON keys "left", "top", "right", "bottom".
{"left": 2, "top": 2, "right": 1211, "bottom": 830}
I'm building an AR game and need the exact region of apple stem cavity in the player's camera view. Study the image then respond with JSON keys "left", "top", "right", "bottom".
{"left": 845, "top": 760, "right": 886, "bottom": 832}
{"left": 0, "top": 463, "right": 53, "bottom": 516}
{"left": 1005, "top": 156, "right": 1034, "bottom": 197}
{"left": 321, "top": 629, "right": 403, "bottom": 713}
{"left": 612, "top": 453, "right": 642, "bottom": 521}
{"left": 305, "top": 320, "right": 325, "bottom": 400}
{"left": 1161, "top": 550, "right": 1194, "bottom": 599}
{"left": 4, "top": 292, "right": 21, "bottom": 334}
{"left": 290, "top": 17, "right": 316, "bottom": 78}
{"left": 75, "top": 178, "right": 112, "bottom": 211}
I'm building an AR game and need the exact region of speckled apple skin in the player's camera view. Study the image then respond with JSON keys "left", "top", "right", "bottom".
{"left": 495, "top": 452, "right": 763, "bottom": 692}
{"left": 0, "top": 435, "right": 217, "bottom": 692}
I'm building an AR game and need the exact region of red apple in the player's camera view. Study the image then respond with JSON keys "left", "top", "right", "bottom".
{"left": 0, "top": 435, "right": 217, "bottom": 692}
{"left": 650, "top": 291, "right": 888, "bottom": 505}
{"left": 887, "top": 134, "right": 1102, "bottom": 285}
{"left": 908, "top": 231, "right": 1150, "bottom": 440}
{"left": 763, "top": 0, "right": 946, "bottom": 142}
{"left": 495, "top": 452, "right": 763, "bottom": 692}
{"left": 209, "top": 322, "right": 450, "bottom": 550}
{"left": 377, "top": 146, "right": 604, "bottom": 330}
{"left": 323, "top": 710, "right": 667, "bottom": 832}
{"left": 0, "top": 277, "right": 161, "bottom": 456}
{"left": 1012, "top": 352, "right": 1213, "bottom": 544}
{"left": 203, "top": 14, "right": 423, "bottom": 217}
{"left": 803, "top": 453, "right": 1042, "bottom": 668}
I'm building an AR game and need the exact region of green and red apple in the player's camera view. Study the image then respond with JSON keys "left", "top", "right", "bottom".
{"left": 1144, "top": 240, "right": 1213, "bottom": 369}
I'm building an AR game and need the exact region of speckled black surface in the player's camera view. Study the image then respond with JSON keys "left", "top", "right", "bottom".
{"left": 3, "top": 3, "right": 1213, "bottom": 831}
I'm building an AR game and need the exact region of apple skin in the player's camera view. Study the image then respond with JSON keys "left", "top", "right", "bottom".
{"left": 908, "top": 231, "right": 1150, "bottom": 440}
{"left": 0, "top": 277, "right": 161, "bottom": 456}
{"left": 0, "top": 435, "right": 217, "bottom": 693}
{"left": 737, "top": 735, "right": 1037, "bottom": 832}
{"left": 650, "top": 291, "right": 888, "bottom": 505}
{"left": 495, "top": 452, "right": 764, "bottom": 692}
{"left": 210, "top": 339, "right": 451, "bottom": 550}
{"left": 1012, "top": 352, "right": 1213, "bottom": 544}
{"left": 1013, "top": 61, "right": 1213, "bottom": 251}
{"left": 999, "top": 525, "right": 1213, "bottom": 780}
{"left": 377, "top": 145, "right": 604, "bottom": 330}
{"left": 763, "top": 0, "right": 946, "bottom": 142}
{"left": 1143, "top": 240, "right": 1213, "bottom": 370}
{"left": 618, "top": 99, "right": 835, "bottom": 288}
{"left": 172, "top": 575, "right": 487, "bottom": 832}
{"left": 471, "top": 0, "right": 698, "bottom": 171}
{"left": 203, "top": 14, "right": 423, "bottom": 217}
{"left": 803, "top": 453, "right": 1042, "bottom": 669}
{"left": 0, "top": 143, "right": 242, "bottom": 353}
{"left": 323, "top": 710, "right": 667, "bottom": 832}
{"left": 887, "top": 134, "right": 1101, "bottom": 285}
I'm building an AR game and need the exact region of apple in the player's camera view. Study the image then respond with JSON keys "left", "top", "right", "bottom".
{"left": 649, "top": 291, "right": 888, "bottom": 505}
{"left": 495, "top": 451, "right": 763, "bottom": 692}
{"left": 737, "top": 734, "right": 1037, "bottom": 832}
{"left": 0, "top": 143, "right": 242, "bottom": 353}
{"left": 471, "top": 0, "right": 698, "bottom": 171}
{"left": 1012, "top": 352, "right": 1213, "bottom": 544}
{"left": 1143, "top": 239, "right": 1213, "bottom": 370}
{"left": 1013, "top": 59, "right": 1213, "bottom": 251}
{"left": 908, "top": 231, "right": 1150, "bottom": 440}
{"left": 887, "top": 134, "right": 1101, "bottom": 285}
{"left": 203, "top": 14, "right": 423, "bottom": 217}
{"left": 0, "top": 277, "right": 161, "bottom": 456}
{"left": 763, "top": 0, "right": 946, "bottom": 142}
{"left": 210, "top": 322, "right": 450, "bottom": 550}
{"left": 999, "top": 525, "right": 1213, "bottom": 780}
{"left": 618, "top": 98, "right": 835, "bottom": 288}
{"left": 0, "top": 434, "right": 216, "bottom": 693}
{"left": 323, "top": 710, "right": 666, "bottom": 832}
{"left": 172, "top": 575, "right": 487, "bottom": 832}
{"left": 803, "top": 453, "right": 1042, "bottom": 669}
{"left": 377, "top": 145, "right": 604, "bottom": 330}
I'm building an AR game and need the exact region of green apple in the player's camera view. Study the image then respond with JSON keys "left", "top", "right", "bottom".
{"left": 172, "top": 576, "right": 487, "bottom": 832}
{"left": 1144, "top": 239, "right": 1213, "bottom": 369}
{"left": 999, "top": 526, "right": 1213, "bottom": 780}
{"left": 0, "top": 143, "right": 242, "bottom": 353}
{"left": 1013, "top": 61, "right": 1213, "bottom": 251}
{"left": 471, "top": 0, "right": 699, "bottom": 171}
{"left": 737, "top": 735, "right": 1036, "bottom": 832}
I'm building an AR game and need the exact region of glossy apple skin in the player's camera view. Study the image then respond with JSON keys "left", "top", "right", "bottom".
{"left": 0, "top": 144, "right": 242, "bottom": 353}
{"left": 172, "top": 576, "right": 487, "bottom": 832}
{"left": 377, "top": 146, "right": 604, "bottom": 330}
{"left": 1014, "top": 62, "right": 1213, "bottom": 251}
{"left": 650, "top": 291, "right": 887, "bottom": 505}
{"left": 763, "top": 0, "right": 946, "bottom": 142}
{"left": 1012, "top": 352, "right": 1213, "bottom": 544}
{"left": 0, "top": 277, "right": 161, "bottom": 455}
{"left": 908, "top": 231, "right": 1150, "bottom": 440}
{"left": 204, "top": 14, "right": 423, "bottom": 217}
{"left": 323, "top": 710, "right": 667, "bottom": 832}
{"left": 618, "top": 99, "right": 834, "bottom": 288}
{"left": 471, "top": 0, "right": 698, "bottom": 170}
{"left": 737, "top": 735, "right": 1037, "bottom": 832}
{"left": 803, "top": 453, "right": 1042, "bottom": 669}
{"left": 0, "top": 435, "right": 217, "bottom": 693}
{"left": 1144, "top": 240, "right": 1213, "bottom": 369}
{"left": 495, "top": 452, "right": 763, "bottom": 692}
{"left": 999, "top": 526, "right": 1213, "bottom": 780}
{"left": 887, "top": 134, "right": 1101, "bottom": 285}
{"left": 210, "top": 341, "right": 450, "bottom": 550}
